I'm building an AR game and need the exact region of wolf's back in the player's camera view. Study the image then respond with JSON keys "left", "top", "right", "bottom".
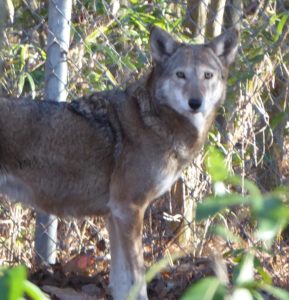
{"left": 0, "top": 97, "right": 116, "bottom": 216}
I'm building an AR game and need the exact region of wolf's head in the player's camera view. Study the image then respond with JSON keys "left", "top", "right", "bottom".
{"left": 149, "top": 26, "right": 239, "bottom": 132}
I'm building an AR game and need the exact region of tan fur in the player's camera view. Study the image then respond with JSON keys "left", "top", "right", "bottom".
{"left": 0, "top": 27, "right": 238, "bottom": 300}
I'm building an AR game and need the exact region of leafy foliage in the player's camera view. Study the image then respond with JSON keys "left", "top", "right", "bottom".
{"left": 181, "top": 148, "right": 289, "bottom": 300}
{"left": 0, "top": 266, "right": 48, "bottom": 300}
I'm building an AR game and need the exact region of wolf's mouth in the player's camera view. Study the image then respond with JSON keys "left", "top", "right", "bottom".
{"left": 190, "top": 109, "right": 202, "bottom": 114}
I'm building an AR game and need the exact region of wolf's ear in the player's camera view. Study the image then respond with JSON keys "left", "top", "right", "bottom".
{"left": 150, "top": 26, "right": 179, "bottom": 63}
{"left": 207, "top": 29, "right": 239, "bottom": 66}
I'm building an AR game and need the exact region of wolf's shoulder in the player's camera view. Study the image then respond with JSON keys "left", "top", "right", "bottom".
{"left": 69, "top": 89, "right": 125, "bottom": 122}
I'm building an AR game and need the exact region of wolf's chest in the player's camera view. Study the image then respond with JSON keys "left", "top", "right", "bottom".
{"left": 150, "top": 151, "right": 185, "bottom": 200}
{"left": 153, "top": 169, "right": 182, "bottom": 199}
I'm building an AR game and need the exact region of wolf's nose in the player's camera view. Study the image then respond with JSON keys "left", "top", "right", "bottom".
{"left": 188, "top": 98, "right": 202, "bottom": 110}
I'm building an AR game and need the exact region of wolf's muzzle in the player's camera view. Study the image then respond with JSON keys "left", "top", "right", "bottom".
{"left": 188, "top": 98, "right": 202, "bottom": 111}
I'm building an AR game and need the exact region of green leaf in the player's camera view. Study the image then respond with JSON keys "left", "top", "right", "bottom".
{"left": 25, "top": 73, "right": 36, "bottom": 99}
{"left": 247, "top": 47, "right": 264, "bottom": 60}
{"left": 97, "top": 63, "right": 118, "bottom": 86}
{"left": 89, "top": 71, "right": 102, "bottom": 84}
{"left": 196, "top": 194, "right": 251, "bottom": 221}
{"left": 250, "top": 256, "right": 272, "bottom": 285}
{"left": 0, "top": 271, "right": 9, "bottom": 300}
{"left": 270, "top": 112, "right": 286, "bottom": 129}
{"left": 84, "top": 20, "right": 115, "bottom": 44}
{"left": 255, "top": 265, "right": 272, "bottom": 285}
{"left": 85, "top": 29, "right": 102, "bottom": 44}
{"left": 181, "top": 277, "right": 227, "bottom": 300}
{"left": 251, "top": 290, "right": 266, "bottom": 300}
{"left": 274, "top": 185, "right": 289, "bottom": 196}
{"left": 212, "top": 225, "right": 241, "bottom": 244}
{"left": 228, "top": 176, "right": 262, "bottom": 203}
{"left": 18, "top": 72, "right": 26, "bottom": 96}
{"left": 6, "top": 0, "right": 14, "bottom": 23}
{"left": 19, "top": 45, "right": 28, "bottom": 70}
{"left": 233, "top": 252, "right": 254, "bottom": 285}
{"left": 104, "top": 46, "right": 119, "bottom": 63}
{"left": 95, "top": 0, "right": 105, "bottom": 15}
{"left": 274, "top": 13, "right": 289, "bottom": 41}
{"left": 121, "top": 56, "right": 137, "bottom": 71}
{"left": 262, "top": 284, "right": 289, "bottom": 300}
{"left": 0, "top": 266, "right": 27, "bottom": 300}
{"left": 256, "top": 219, "right": 284, "bottom": 243}
{"left": 37, "top": 47, "right": 46, "bottom": 60}
{"left": 205, "top": 147, "right": 228, "bottom": 182}
{"left": 254, "top": 195, "right": 289, "bottom": 242}
{"left": 224, "top": 248, "right": 245, "bottom": 260}
{"left": 129, "top": 16, "right": 147, "bottom": 31}
{"left": 232, "top": 288, "right": 253, "bottom": 300}
{"left": 23, "top": 280, "right": 49, "bottom": 300}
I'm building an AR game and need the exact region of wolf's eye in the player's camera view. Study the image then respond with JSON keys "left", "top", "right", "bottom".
{"left": 204, "top": 72, "right": 213, "bottom": 79}
{"left": 176, "top": 71, "right": 186, "bottom": 79}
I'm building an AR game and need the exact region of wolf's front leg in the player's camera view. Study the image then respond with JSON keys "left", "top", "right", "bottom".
{"left": 108, "top": 201, "right": 148, "bottom": 300}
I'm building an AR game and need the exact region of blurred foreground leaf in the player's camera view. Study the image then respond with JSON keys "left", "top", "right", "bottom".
{"left": 181, "top": 277, "right": 227, "bottom": 300}
{"left": 0, "top": 266, "right": 26, "bottom": 300}
{"left": 205, "top": 147, "right": 228, "bottom": 182}
{"left": 0, "top": 266, "right": 48, "bottom": 300}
